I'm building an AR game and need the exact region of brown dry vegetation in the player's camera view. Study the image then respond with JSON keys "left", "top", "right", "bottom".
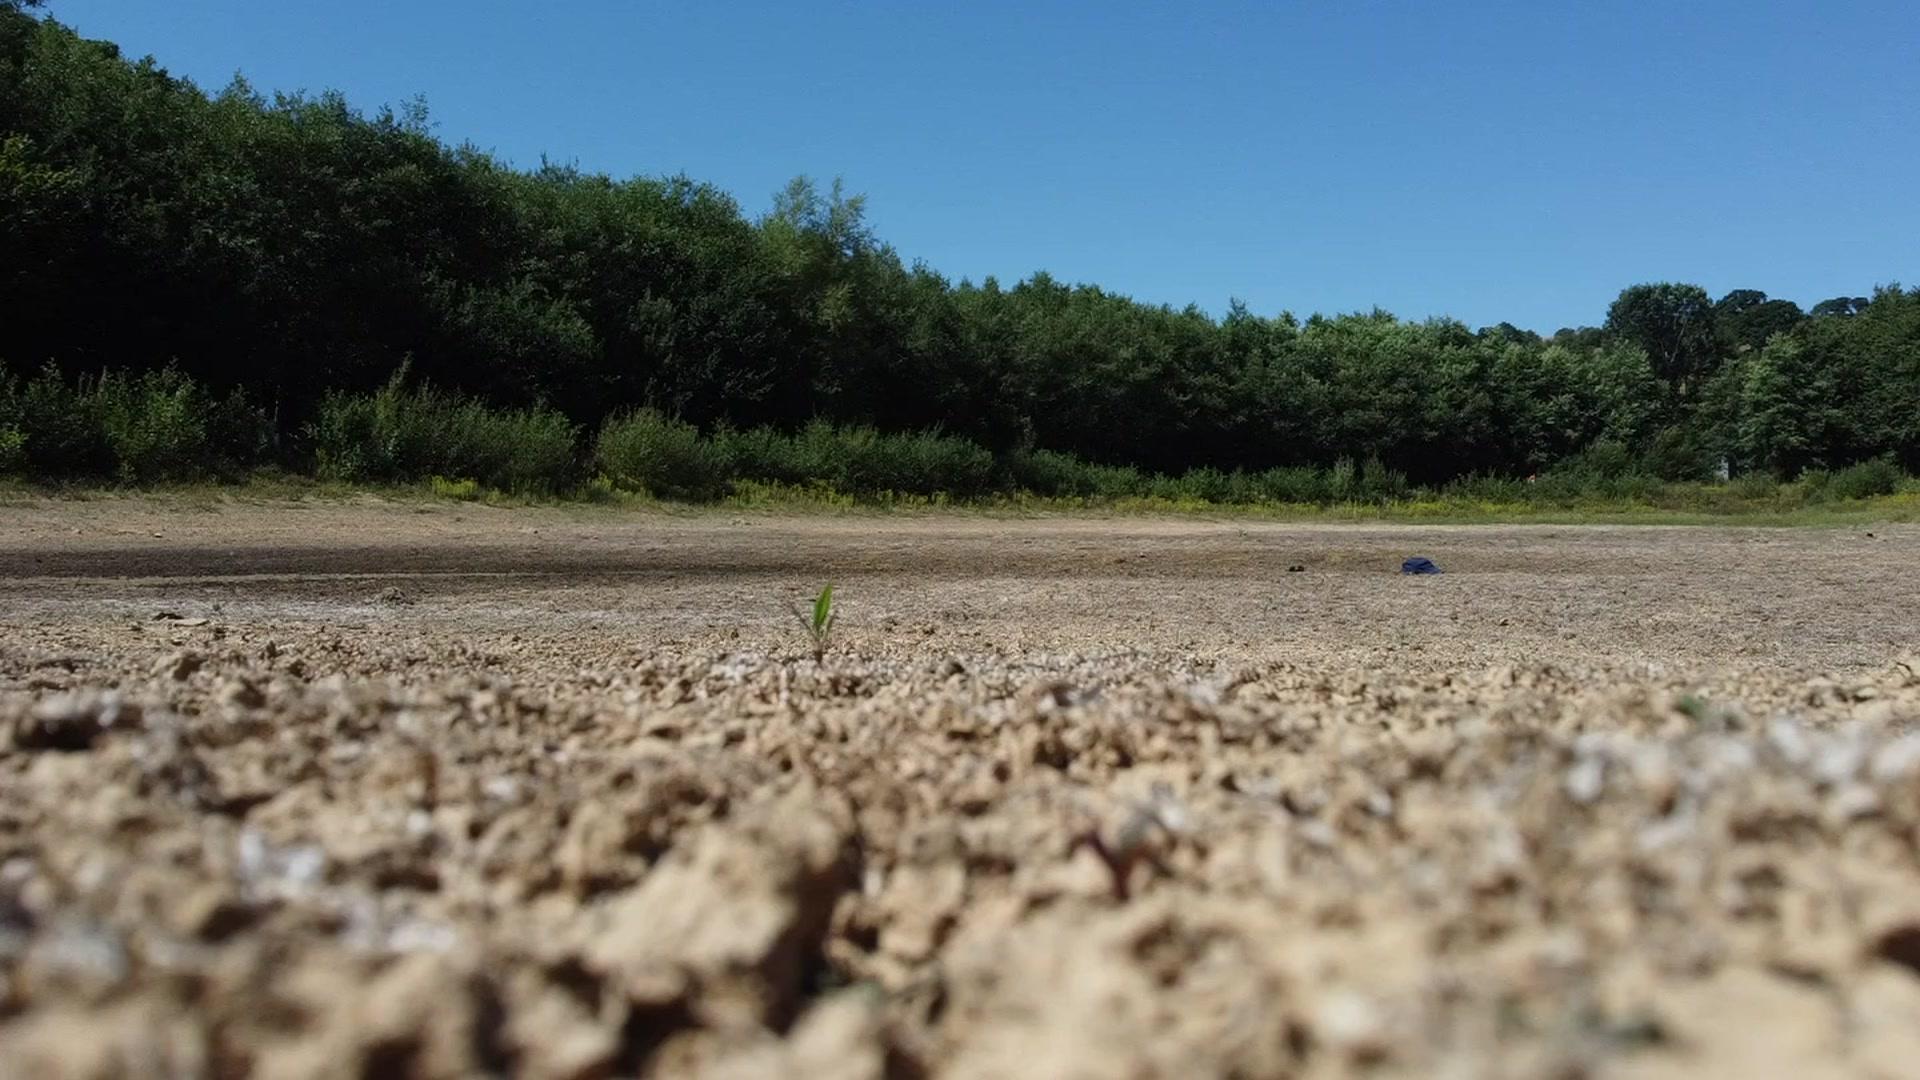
{"left": 4, "top": 497, "right": 1920, "bottom": 1078}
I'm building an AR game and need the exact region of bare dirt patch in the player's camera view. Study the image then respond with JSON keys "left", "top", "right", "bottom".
{"left": 3, "top": 498, "right": 1920, "bottom": 1077}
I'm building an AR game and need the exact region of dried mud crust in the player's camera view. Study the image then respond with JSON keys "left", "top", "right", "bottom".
{"left": 2, "top": 501, "right": 1920, "bottom": 1078}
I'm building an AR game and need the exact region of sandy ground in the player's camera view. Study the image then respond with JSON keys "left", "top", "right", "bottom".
{"left": 3, "top": 497, "right": 1920, "bottom": 1078}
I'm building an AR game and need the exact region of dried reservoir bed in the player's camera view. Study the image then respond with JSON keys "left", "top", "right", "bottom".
{"left": 3, "top": 499, "right": 1920, "bottom": 1078}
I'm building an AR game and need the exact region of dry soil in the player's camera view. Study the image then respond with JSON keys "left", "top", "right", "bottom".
{"left": 3, "top": 498, "right": 1920, "bottom": 1078}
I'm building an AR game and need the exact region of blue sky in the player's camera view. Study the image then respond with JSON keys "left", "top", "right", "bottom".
{"left": 44, "top": 0, "right": 1920, "bottom": 332}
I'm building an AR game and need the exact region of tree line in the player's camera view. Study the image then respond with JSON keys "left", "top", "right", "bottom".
{"left": 3, "top": 4, "right": 1916, "bottom": 491}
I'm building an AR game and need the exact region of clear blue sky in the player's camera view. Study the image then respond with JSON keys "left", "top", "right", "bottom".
{"left": 44, "top": 0, "right": 1920, "bottom": 332}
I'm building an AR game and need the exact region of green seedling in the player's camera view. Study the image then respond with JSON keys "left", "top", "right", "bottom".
{"left": 792, "top": 584, "right": 837, "bottom": 661}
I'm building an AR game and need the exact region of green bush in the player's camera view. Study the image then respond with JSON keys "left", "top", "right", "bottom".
{"left": 712, "top": 424, "right": 808, "bottom": 486}
{"left": 1328, "top": 457, "right": 1358, "bottom": 500}
{"left": 594, "top": 408, "right": 728, "bottom": 500}
{"left": 1559, "top": 439, "right": 1636, "bottom": 481}
{"left": 429, "top": 475, "right": 482, "bottom": 500}
{"left": 1442, "top": 473, "right": 1527, "bottom": 503}
{"left": 313, "top": 370, "right": 577, "bottom": 493}
{"left": 0, "top": 371, "right": 20, "bottom": 476}
{"left": 206, "top": 386, "right": 275, "bottom": 473}
{"left": 1358, "top": 456, "right": 1409, "bottom": 502}
{"left": 12, "top": 364, "right": 113, "bottom": 479}
{"left": 0, "top": 425, "right": 24, "bottom": 476}
{"left": 712, "top": 421, "right": 998, "bottom": 497}
{"left": 0, "top": 365, "right": 270, "bottom": 483}
{"left": 1005, "top": 447, "right": 1088, "bottom": 497}
{"left": 1252, "top": 466, "right": 1331, "bottom": 504}
{"left": 859, "top": 429, "right": 996, "bottom": 497}
{"left": 1007, "top": 447, "right": 1142, "bottom": 499}
{"left": 1217, "top": 469, "right": 1260, "bottom": 504}
{"left": 96, "top": 369, "right": 206, "bottom": 482}
{"left": 308, "top": 390, "right": 388, "bottom": 482}
{"left": 1643, "top": 426, "right": 1717, "bottom": 482}
{"left": 1730, "top": 471, "right": 1779, "bottom": 501}
{"left": 468, "top": 406, "right": 577, "bottom": 493}
{"left": 97, "top": 367, "right": 274, "bottom": 483}
{"left": 1822, "top": 457, "right": 1903, "bottom": 501}
{"left": 1168, "top": 466, "right": 1233, "bottom": 503}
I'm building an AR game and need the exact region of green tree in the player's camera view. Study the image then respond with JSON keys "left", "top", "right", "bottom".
{"left": 1714, "top": 289, "right": 1804, "bottom": 353}
{"left": 1732, "top": 337, "right": 1840, "bottom": 475}
{"left": 1810, "top": 296, "right": 1870, "bottom": 318}
{"left": 1605, "top": 283, "right": 1721, "bottom": 396}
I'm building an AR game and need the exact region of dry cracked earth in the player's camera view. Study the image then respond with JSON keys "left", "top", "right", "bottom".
{"left": 4, "top": 497, "right": 1920, "bottom": 1078}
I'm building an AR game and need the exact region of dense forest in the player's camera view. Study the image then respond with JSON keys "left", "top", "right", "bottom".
{"left": 2, "top": 2, "right": 1917, "bottom": 499}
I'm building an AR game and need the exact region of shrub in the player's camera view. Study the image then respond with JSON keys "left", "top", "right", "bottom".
{"left": 1823, "top": 457, "right": 1903, "bottom": 501}
{"left": 713, "top": 424, "right": 808, "bottom": 486}
{"left": 96, "top": 367, "right": 273, "bottom": 482}
{"left": 429, "top": 475, "right": 482, "bottom": 500}
{"left": 1006, "top": 447, "right": 1091, "bottom": 497}
{"left": 463, "top": 404, "right": 576, "bottom": 493}
{"left": 13, "top": 364, "right": 113, "bottom": 479}
{"left": 206, "top": 387, "right": 274, "bottom": 473}
{"left": 1171, "top": 466, "right": 1234, "bottom": 504}
{"left": 0, "top": 424, "right": 24, "bottom": 476}
{"left": 594, "top": 408, "right": 728, "bottom": 500}
{"left": 869, "top": 429, "right": 996, "bottom": 497}
{"left": 835, "top": 426, "right": 995, "bottom": 497}
{"left": 1007, "top": 447, "right": 1143, "bottom": 499}
{"left": 1559, "top": 439, "right": 1636, "bottom": 481}
{"left": 0, "top": 371, "right": 20, "bottom": 476}
{"left": 1730, "top": 471, "right": 1778, "bottom": 502}
{"left": 312, "top": 370, "right": 577, "bottom": 493}
{"left": 0, "top": 365, "right": 271, "bottom": 483}
{"left": 95, "top": 368, "right": 208, "bottom": 482}
{"left": 714, "top": 421, "right": 1000, "bottom": 498}
{"left": 1357, "top": 456, "right": 1409, "bottom": 502}
{"left": 1442, "top": 473, "right": 1526, "bottom": 503}
{"left": 1218, "top": 469, "right": 1259, "bottom": 504}
{"left": 1327, "top": 457, "right": 1358, "bottom": 500}
{"left": 1643, "top": 426, "right": 1717, "bottom": 482}
{"left": 1253, "top": 466, "right": 1331, "bottom": 504}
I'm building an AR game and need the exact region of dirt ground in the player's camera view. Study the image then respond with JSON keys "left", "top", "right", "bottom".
{"left": 4, "top": 497, "right": 1920, "bottom": 1078}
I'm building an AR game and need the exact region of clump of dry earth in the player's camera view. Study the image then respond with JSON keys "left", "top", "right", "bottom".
{"left": 8, "top": 644, "right": 1920, "bottom": 1078}
{"left": 3, "top": 503, "right": 1920, "bottom": 1078}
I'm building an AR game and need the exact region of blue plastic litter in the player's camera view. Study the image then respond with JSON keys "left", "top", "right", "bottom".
{"left": 1401, "top": 557, "right": 1442, "bottom": 575}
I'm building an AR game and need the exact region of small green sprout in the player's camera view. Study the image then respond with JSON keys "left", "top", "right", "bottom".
{"left": 792, "top": 584, "right": 837, "bottom": 661}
